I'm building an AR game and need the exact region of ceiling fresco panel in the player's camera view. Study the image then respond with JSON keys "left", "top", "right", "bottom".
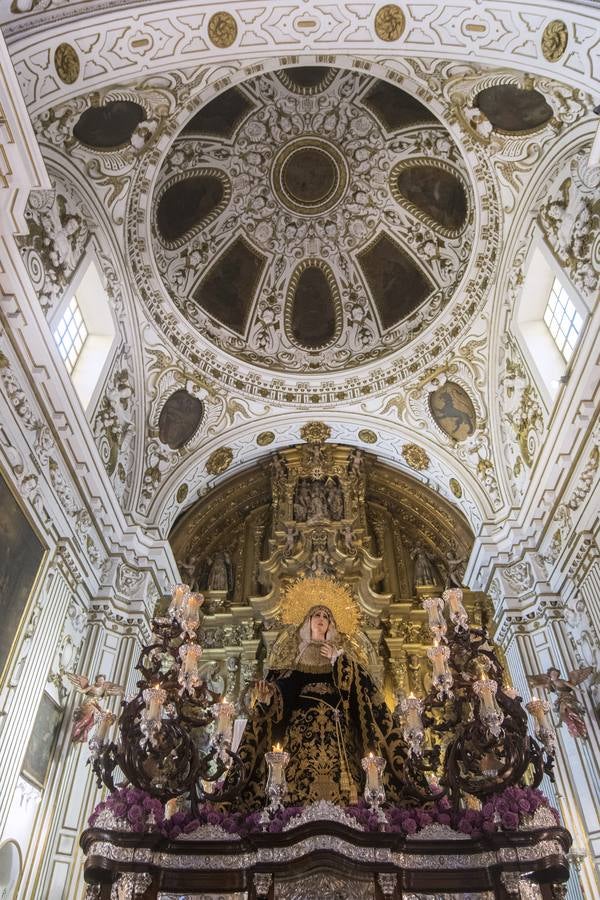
{"left": 357, "top": 233, "right": 433, "bottom": 331}
{"left": 193, "top": 236, "right": 267, "bottom": 336}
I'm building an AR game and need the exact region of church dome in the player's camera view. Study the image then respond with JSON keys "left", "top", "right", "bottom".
{"left": 149, "top": 66, "right": 475, "bottom": 374}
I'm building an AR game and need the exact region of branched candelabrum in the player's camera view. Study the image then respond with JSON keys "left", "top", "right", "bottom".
{"left": 404, "top": 589, "right": 556, "bottom": 808}
{"left": 90, "top": 584, "right": 246, "bottom": 814}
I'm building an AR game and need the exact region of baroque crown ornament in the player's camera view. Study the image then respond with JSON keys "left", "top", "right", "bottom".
{"left": 281, "top": 576, "right": 361, "bottom": 636}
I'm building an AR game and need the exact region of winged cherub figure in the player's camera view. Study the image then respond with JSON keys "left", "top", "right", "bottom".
{"left": 65, "top": 672, "right": 124, "bottom": 743}
{"left": 528, "top": 665, "right": 594, "bottom": 740}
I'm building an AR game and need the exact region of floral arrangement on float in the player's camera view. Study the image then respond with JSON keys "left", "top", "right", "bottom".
{"left": 85, "top": 580, "right": 561, "bottom": 843}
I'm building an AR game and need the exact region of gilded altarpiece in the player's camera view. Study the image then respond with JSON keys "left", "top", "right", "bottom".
{"left": 170, "top": 444, "right": 486, "bottom": 709}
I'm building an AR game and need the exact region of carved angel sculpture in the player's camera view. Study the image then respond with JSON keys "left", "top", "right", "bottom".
{"left": 528, "top": 666, "right": 594, "bottom": 740}
{"left": 65, "top": 672, "right": 124, "bottom": 743}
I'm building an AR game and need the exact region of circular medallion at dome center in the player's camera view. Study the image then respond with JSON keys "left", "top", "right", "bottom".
{"left": 272, "top": 138, "right": 348, "bottom": 215}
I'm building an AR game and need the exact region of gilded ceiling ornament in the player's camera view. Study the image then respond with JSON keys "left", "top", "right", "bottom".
{"left": 256, "top": 431, "right": 275, "bottom": 446}
{"left": 205, "top": 446, "right": 233, "bottom": 476}
{"left": 402, "top": 443, "right": 430, "bottom": 471}
{"left": 176, "top": 483, "right": 189, "bottom": 503}
{"left": 541, "top": 20, "right": 568, "bottom": 62}
{"left": 207, "top": 11, "right": 238, "bottom": 48}
{"left": 374, "top": 4, "right": 406, "bottom": 42}
{"left": 449, "top": 478, "right": 463, "bottom": 499}
{"left": 358, "top": 429, "right": 378, "bottom": 445}
{"left": 300, "top": 422, "right": 332, "bottom": 444}
{"left": 281, "top": 577, "right": 361, "bottom": 636}
{"left": 54, "top": 43, "right": 80, "bottom": 85}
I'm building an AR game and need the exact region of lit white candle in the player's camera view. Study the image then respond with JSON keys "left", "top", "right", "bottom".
{"left": 165, "top": 798, "right": 178, "bottom": 820}
{"left": 365, "top": 752, "right": 378, "bottom": 790}
{"left": 422, "top": 596, "right": 446, "bottom": 633}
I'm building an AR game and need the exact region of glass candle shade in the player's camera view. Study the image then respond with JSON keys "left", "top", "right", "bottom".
{"left": 143, "top": 686, "right": 167, "bottom": 722}
{"left": 473, "top": 677, "right": 504, "bottom": 738}
{"left": 169, "top": 583, "right": 190, "bottom": 618}
{"left": 361, "top": 752, "right": 386, "bottom": 808}
{"left": 212, "top": 700, "right": 235, "bottom": 742}
{"left": 93, "top": 709, "right": 116, "bottom": 743}
{"left": 422, "top": 596, "right": 447, "bottom": 640}
{"left": 265, "top": 747, "right": 289, "bottom": 811}
{"left": 400, "top": 694, "right": 424, "bottom": 757}
{"left": 182, "top": 592, "right": 204, "bottom": 635}
{"left": 526, "top": 698, "right": 556, "bottom": 753}
{"left": 178, "top": 642, "right": 203, "bottom": 693}
{"left": 427, "top": 642, "right": 453, "bottom": 699}
{"left": 442, "top": 588, "right": 469, "bottom": 632}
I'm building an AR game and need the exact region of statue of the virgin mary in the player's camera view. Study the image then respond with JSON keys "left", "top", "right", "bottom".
{"left": 231, "top": 577, "right": 409, "bottom": 811}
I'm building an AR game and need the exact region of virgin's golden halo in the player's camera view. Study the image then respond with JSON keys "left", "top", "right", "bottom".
{"left": 281, "top": 577, "right": 361, "bottom": 636}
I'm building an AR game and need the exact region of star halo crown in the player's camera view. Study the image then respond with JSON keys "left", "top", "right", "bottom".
{"left": 281, "top": 576, "right": 362, "bottom": 636}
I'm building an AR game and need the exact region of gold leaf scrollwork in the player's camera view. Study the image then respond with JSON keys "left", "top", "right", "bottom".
{"left": 541, "top": 20, "right": 568, "bottom": 63}
{"left": 374, "top": 4, "right": 406, "bottom": 42}
{"left": 205, "top": 446, "right": 233, "bottom": 476}
{"left": 208, "top": 11, "right": 238, "bottom": 48}
{"left": 54, "top": 43, "right": 80, "bottom": 85}
{"left": 402, "top": 443, "right": 430, "bottom": 471}
{"left": 300, "top": 422, "right": 332, "bottom": 444}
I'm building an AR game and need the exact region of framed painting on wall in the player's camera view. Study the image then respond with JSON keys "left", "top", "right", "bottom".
{"left": 0, "top": 465, "right": 46, "bottom": 688}
{"left": 21, "top": 691, "right": 64, "bottom": 789}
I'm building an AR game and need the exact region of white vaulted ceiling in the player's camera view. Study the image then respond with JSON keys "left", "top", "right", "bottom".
{"left": 2, "top": 1, "right": 598, "bottom": 551}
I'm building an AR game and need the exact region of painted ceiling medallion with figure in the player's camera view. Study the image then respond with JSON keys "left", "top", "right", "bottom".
{"left": 148, "top": 67, "right": 474, "bottom": 375}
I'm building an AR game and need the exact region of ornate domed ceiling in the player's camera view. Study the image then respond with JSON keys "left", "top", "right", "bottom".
{"left": 149, "top": 66, "right": 474, "bottom": 373}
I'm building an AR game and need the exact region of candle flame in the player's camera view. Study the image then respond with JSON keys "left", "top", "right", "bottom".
{"left": 273, "top": 742, "right": 283, "bottom": 752}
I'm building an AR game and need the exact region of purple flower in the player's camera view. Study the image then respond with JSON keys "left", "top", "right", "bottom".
{"left": 482, "top": 802, "right": 494, "bottom": 818}
{"left": 183, "top": 819, "right": 201, "bottom": 833}
{"left": 482, "top": 820, "right": 497, "bottom": 834}
{"left": 518, "top": 799, "right": 531, "bottom": 813}
{"left": 458, "top": 820, "right": 473, "bottom": 834}
{"left": 501, "top": 812, "right": 519, "bottom": 830}
{"left": 403, "top": 817, "right": 418, "bottom": 834}
{"left": 268, "top": 820, "right": 283, "bottom": 832}
{"left": 111, "top": 801, "right": 127, "bottom": 819}
{"left": 436, "top": 813, "right": 451, "bottom": 825}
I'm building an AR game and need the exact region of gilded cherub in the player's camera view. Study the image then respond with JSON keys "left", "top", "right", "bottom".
{"left": 64, "top": 672, "right": 124, "bottom": 743}
{"left": 528, "top": 665, "right": 594, "bottom": 740}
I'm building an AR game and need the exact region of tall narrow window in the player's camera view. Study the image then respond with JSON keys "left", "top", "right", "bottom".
{"left": 542, "top": 277, "right": 583, "bottom": 363}
{"left": 53, "top": 296, "right": 89, "bottom": 374}
{"left": 50, "top": 255, "right": 117, "bottom": 411}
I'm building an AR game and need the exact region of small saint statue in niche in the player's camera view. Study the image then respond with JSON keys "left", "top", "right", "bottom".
{"left": 410, "top": 541, "right": 439, "bottom": 589}
{"left": 443, "top": 546, "right": 466, "bottom": 589}
{"left": 64, "top": 672, "right": 124, "bottom": 743}
{"left": 283, "top": 525, "right": 300, "bottom": 558}
{"left": 326, "top": 478, "right": 344, "bottom": 520}
{"left": 528, "top": 665, "right": 594, "bottom": 740}
{"left": 207, "top": 551, "right": 234, "bottom": 596}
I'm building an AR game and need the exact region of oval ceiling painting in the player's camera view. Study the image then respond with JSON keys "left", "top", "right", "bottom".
{"left": 429, "top": 382, "right": 476, "bottom": 442}
{"left": 158, "top": 389, "right": 204, "bottom": 450}
{"left": 73, "top": 100, "right": 146, "bottom": 150}
{"left": 287, "top": 261, "right": 340, "bottom": 350}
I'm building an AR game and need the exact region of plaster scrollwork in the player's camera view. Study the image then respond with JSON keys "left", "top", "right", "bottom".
{"left": 92, "top": 347, "right": 136, "bottom": 504}
{"left": 0, "top": 334, "right": 106, "bottom": 573}
{"left": 503, "top": 561, "right": 534, "bottom": 594}
{"left": 444, "top": 69, "right": 590, "bottom": 214}
{"left": 34, "top": 82, "right": 177, "bottom": 224}
{"left": 498, "top": 335, "right": 545, "bottom": 501}
{"left": 137, "top": 345, "right": 264, "bottom": 516}
{"left": 16, "top": 186, "right": 92, "bottom": 315}
{"left": 538, "top": 151, "right": 600, "bottom": 301}
{"left": 116, "top": 563, "right": 147, "bottom": 602}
